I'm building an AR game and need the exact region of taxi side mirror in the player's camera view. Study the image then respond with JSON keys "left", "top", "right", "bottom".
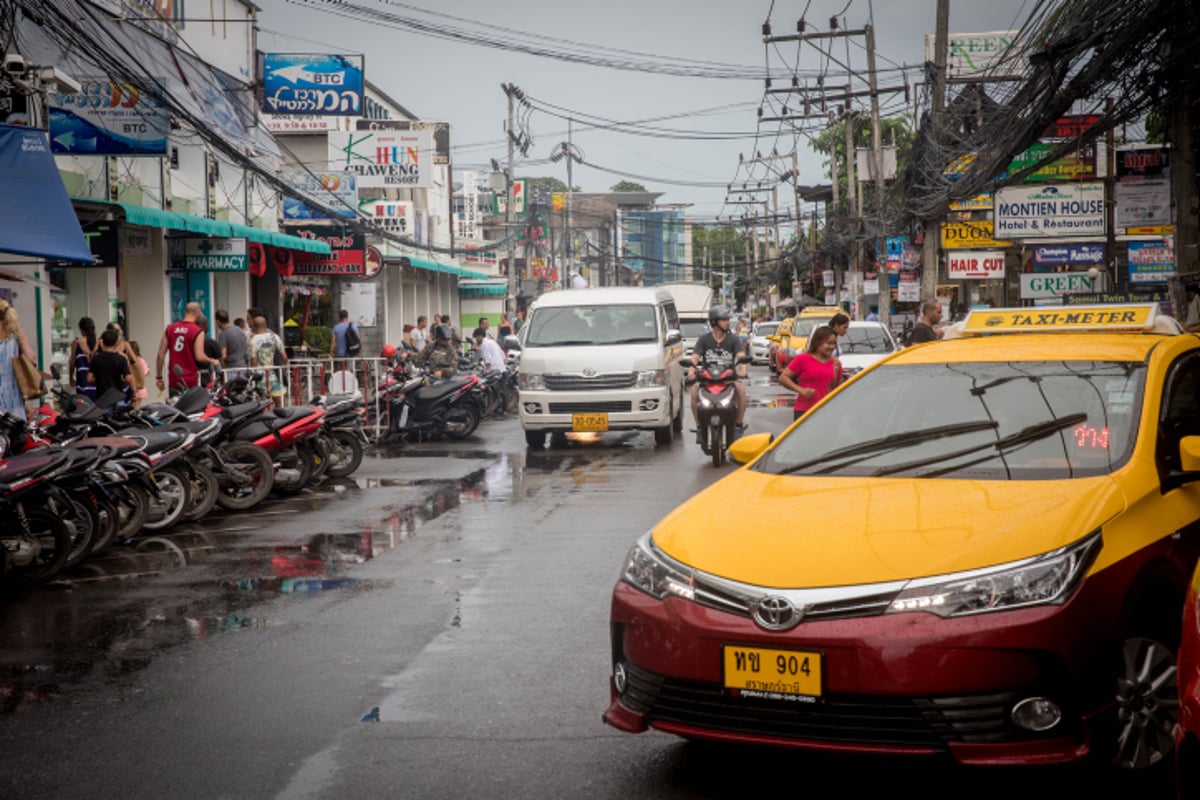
{"left": 1164, "top": 435, "right": 1200, "bottom": 492}
{"left": 729, "top": 432, "right": 773, "bottom": 464}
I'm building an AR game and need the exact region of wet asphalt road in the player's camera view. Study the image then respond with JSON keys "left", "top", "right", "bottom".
{"left": 0, "top": 368, "right": 1166, "bottom": 798}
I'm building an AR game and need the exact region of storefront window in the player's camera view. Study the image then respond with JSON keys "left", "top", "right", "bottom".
{"left": 282, "top": 278, "right": 334, "bottom": 354}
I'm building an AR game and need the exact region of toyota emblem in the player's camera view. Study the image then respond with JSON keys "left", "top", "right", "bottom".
{"left": 582, "top": 368, "right": 597, "bottom": 377}
{"left": 752, "top": 596, "right": 803, "bottom": 631}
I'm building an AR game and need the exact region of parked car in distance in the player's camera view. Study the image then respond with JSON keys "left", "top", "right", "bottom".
{"left": 837, "top": 320, "right": 898, "bottom": 379}
{"left": 749, "top": 321, "right": 779, "bottom": 364}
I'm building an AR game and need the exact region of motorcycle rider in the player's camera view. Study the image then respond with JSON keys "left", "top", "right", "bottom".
{"left": 689, "top": 305, "right": 748, "bottom": 443}
{"left": 403, "top": 323, "right": 458, "bottom": 379}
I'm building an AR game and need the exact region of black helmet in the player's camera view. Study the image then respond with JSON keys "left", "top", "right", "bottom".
{"left": 434, "top": 323, "right": 453, "bottom": 341}
{"left": 708, "top": 305, "right": 732, "bottom": 324}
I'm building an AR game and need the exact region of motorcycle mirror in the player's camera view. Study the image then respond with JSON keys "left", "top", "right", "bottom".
{"left": 678, "top": 358, "right": 693, "bottom": 368}
{"left": 50, "top": 364, "right": 61, "bottom": 380}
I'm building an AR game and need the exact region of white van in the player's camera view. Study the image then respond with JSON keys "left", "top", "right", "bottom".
{"left": 517, "top": 287, "right": 686, "bottom": 448}
{"left": 658, "top": 282, "right": 714, "bottom": 355}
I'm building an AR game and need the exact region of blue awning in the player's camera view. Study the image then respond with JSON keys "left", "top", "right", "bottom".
{"left": 73, "top": 198, "right": 330, "bottom": 254}
{"left": 0, "top": 125, "right": 92, "bottom": 262}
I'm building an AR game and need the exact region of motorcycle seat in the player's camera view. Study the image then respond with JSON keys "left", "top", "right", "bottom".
{"left": 67, "top": 436, "right": 143, "bottom": 457}
{"left": 270, "top": 406, "right": 320, "bottom": 425}
{"left": 220, "top": 401, "right": 266, "bottom": 421}
{"left": 125, "top": 429, "right": 188, "bottom": 456}
{"left": 414, "top": 376, "right": 474, "bottom": 403}
{"left": 0, "top": 448, "right": 72, "bottom": 488}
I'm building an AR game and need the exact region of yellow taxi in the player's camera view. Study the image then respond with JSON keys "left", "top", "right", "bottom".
{"left": 605, "top": 304, "right": 1200, "bottom": 775}
{"left": 774, "top": 305, "right": 842, "bottom": 371}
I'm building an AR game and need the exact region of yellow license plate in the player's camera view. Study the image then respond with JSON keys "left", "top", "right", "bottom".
{"left": 572, "top": 413, "right": 608, "bottom": 432}
{"left": 723, "top": 645, "right": 822, "bottom": 699}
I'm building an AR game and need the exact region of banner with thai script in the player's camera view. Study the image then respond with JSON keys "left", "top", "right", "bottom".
{"left": 49, "top": 79, "right": 168, "bottom": 155}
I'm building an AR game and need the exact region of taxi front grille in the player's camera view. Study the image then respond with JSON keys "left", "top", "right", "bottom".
{"left": 620, "top": 662, "right": 1022, "bottom": 747}
{"left": 544, "top": 373, "right": 636, "bottom": 390}
{"left": 548, "top": 401, "right": 632, "bottom": 414}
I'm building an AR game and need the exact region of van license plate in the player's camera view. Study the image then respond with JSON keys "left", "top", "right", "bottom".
{"left": 722, "top": 645, "right": 822, "bottom": 699}
{"left": 572, "top": 413, "right": 608, "bottom": 431}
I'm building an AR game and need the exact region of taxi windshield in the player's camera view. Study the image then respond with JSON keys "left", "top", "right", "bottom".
{"left": 756, "top": 361, "right": 1145, "bottom": 479}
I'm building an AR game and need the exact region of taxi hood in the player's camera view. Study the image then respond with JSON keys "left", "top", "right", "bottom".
{"left": 652, "top": 471, "right": 1128, "bottom": 588}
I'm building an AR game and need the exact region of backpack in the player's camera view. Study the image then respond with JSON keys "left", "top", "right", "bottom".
{"left": 344, "top": 324, "right": 362, "bottom": 356}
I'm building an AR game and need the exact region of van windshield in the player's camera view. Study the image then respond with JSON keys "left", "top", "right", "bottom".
{"left": 526, "top": 305, "right": 659, "bottom": 346}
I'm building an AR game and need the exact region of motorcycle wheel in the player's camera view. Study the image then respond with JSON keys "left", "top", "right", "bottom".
{"left": 711, "top": 423, "right": 724, "bottom": 468}
{"left": 273, "top": 444, "right": 313, "bottom": 495}
{"left": 87, "top": 492, "right": 121, "bottom": 557}
{"left": 112, "top": 483, "right": 150, "bottom": 540}
{"left": 58, "top": 494, "right": 99, "bottom": 570}
{"left": 325, "top": 430, "right": 364, "bottom": 478}
{"left": 444, "top": 404, "right": 480, "bottom": 440}
{"left": 308, "top": 434, "right": 331, "bottom": 483}
{"left": 180, "top": 461, "right": 220, "bottom": 522}
{"left": 214, "top": 442, "right": 274, "bottom": 511}
{"left": 142, "top": 466, "right": 192, "bottom": 532}
{"left": 7, "top": 509, "right": 70, "bottom": 584}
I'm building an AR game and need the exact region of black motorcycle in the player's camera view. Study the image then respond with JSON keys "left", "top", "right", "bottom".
{"left": 683, "top": 356, "right": 750, "bottom": 467}
{"left": 375, "top": 361, "right": 482, "bottom": 441}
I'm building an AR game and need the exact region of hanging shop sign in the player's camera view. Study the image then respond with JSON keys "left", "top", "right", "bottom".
{"left": 260, "top": 54, "right": 364, "bottom": 116}
{"left": 50, "top": 218, "right": 120, "bottom": 268}
{"left": 1115, "top": 147, "right": 1170, "bottom": 231}
{"left": 49, "top": 79, "right": 168, "bottom": 155}
{"left": 994, "top": 182, "right": 1105, "bottom": 239}
{"left": 287, "top": 226, "right": 365, "bottom": 275}
{"left": 898, "top": 272, "right": 920, "bottom": 302}
{"left": 925, "top": 30, "right": 1022, "bottom": 81}
{"left": 362, "top": 199, "right": 413, "bottom": 236}
{"left": 949, "top": 194, "right": 993, "bottom": 211}
{"left": 1063, "top": 290, "right": 1168, "bottom": 306}
{"left": 356, "top": 119, "right": 450, "bottom": 165}
{"left": 1127, "top": 239, "right": 1174, "bottom": 284}
{"left": 942, "top": 220, "right": 1011, "bottom": 249}
{"left": 947, "top": 250, "right": 1005, "bottom": 280}
{"left": 1044, "top": 115, "right": 1102, "bottom": 140}
{"left": 493, "top": 179, "right": 527, "bottom": 214}
{"left": 183, "top": 237, "right": 247, "bottom": 271}
{"left": 1006, "top": 141, "right": 1097, "bottom": 182}
{"left": 1032, "top": 243, "right": 1105, "bottom": 266}
{"left": 328, "top": 129, "right": 431, "bottom": 188}
{"left": 1019, "top": 271, "right": 1102, "bottom": 300}
{"left": 281, "top": 170, "right": 357, "bottom": 220}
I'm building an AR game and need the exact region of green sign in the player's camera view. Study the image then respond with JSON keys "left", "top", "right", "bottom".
{"left": 1007, "top": 142, "right": 1096, "bottom": 182}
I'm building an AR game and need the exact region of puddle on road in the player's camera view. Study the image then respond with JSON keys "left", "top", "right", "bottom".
{"left": 0, "top": 461, "right": 507, "bottom": 714}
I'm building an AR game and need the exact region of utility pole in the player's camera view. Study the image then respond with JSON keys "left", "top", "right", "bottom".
{"left": 865, "top": 21, "right": 890, "bottom": 328}
{"left": 501, "top": 83, "right": 519, "bottom": 307}
{"left": 921, "top": 0, "right": 950, "bottom": 304}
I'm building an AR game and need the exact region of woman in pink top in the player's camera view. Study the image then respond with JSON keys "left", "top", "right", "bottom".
{"left": 778, "top": 325, "right": 842, "bottom": 420}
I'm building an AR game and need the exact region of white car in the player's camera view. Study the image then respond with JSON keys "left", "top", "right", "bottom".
{"left": 836, "top": 320, "right": 897, "bottom": 378}
{"left": 749, "top": 321, "right": 779, "bottom": 364}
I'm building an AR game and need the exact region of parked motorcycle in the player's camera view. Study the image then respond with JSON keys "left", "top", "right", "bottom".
{"left": 375, "top": 361, "right": 482, "bottom": 441}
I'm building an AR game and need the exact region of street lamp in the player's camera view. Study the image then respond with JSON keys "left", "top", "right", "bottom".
{"left": 1087, "top": 265, "right": 1101, "bottom": 293}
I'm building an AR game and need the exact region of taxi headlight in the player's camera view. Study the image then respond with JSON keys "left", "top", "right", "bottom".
{"left": 886, "top": 532, "right": 1101, "bottom": 618}
{"left": 636, "top": 370, "right": 666, "bottom": 388}
{"left": 519, "top": 373, "right": 545, "bottom": 390}
{"left": 620, "top": 533, "right": 695, "bottom": 601}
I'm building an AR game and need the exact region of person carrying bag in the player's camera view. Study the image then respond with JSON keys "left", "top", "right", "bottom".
{"left": 0, "top": 298, "right": 42, "bottom": 418}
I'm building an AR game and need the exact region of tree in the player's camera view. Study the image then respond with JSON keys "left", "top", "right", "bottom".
{"left": 526, "top": 176, "right": 579, "bottom": 193}
{"left": 610, "top": 180, "right": 648, "bottom": 192}
{"left": 809, "top": 115, "right": 915, "bottom": 223}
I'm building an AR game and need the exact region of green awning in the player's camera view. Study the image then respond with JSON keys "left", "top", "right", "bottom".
{"left": 458, "top": 280, "right": 508, "bottom": 297}
{"left": 72, "top": 198, "right": 330, "bottom": 254}
{"left": 402, "top": 254, "right": 489, "bottom": 280}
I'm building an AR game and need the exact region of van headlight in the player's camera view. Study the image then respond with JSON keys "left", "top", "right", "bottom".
{"left": 519, "top": 373, "right": 545, "bottom": 390}
{"left": 620, "top": 533, "right": 695, "bottom": 601}
{"left": 886, "top": 532, "right": 1101, "bottom": 617}
{"left": 636, "top": 370, "right": 666, "bottom": 387}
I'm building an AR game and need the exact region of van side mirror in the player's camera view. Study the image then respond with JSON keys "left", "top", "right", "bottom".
{"left": 665, "top": 329, "right": 682, "bottom": 346}
{"left": 502, "top": 334, "right": 521, "bottom": 352}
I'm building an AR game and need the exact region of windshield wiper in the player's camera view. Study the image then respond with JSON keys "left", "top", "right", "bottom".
{"left": 529, "top": 339, "right": 595, "bottom": 347}
{"left": 607, "top": 337, "right": 656, "bottom": 344}
{"left": 871, "top": 412, "right": 1088, "bottom": 478}
{"left": 772, "top": 420, "right": 1000, "bottom": 475}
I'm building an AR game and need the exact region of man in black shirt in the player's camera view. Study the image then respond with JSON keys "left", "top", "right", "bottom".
{"left": 909, "top": 299, "right": 944, "bottom": 344}
{"left": 87, "top": 328, "right": 131, "bottom": 404}
{"left": 689, "top": 305, "right": 748, "bottom": 442}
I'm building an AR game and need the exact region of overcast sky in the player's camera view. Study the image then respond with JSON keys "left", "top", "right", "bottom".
{"left": 253, "top": 0, "right": 1030, "bottom": 229}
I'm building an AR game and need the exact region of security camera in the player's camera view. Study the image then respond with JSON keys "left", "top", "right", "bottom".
{"left": 38, "top": 66, "right": 82, "bottom": 95}
{"left": 4, "top": 53, "right": 26, "bottom": 75}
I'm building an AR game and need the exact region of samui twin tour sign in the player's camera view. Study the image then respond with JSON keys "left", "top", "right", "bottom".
{"left": 184, "top": 238, "right": 247, "bottom": 271}
{"left": 994, "top": 182, "right": 1106, "bottom": 238}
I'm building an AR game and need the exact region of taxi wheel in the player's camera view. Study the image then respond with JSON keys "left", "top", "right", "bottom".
{"left": 1109, "top": 635, "right": 1180, "bottom": 772}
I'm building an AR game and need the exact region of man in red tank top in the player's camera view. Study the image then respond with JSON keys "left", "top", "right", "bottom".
{"left": 155, "top": 302, "right": 215, "bottom": 394}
